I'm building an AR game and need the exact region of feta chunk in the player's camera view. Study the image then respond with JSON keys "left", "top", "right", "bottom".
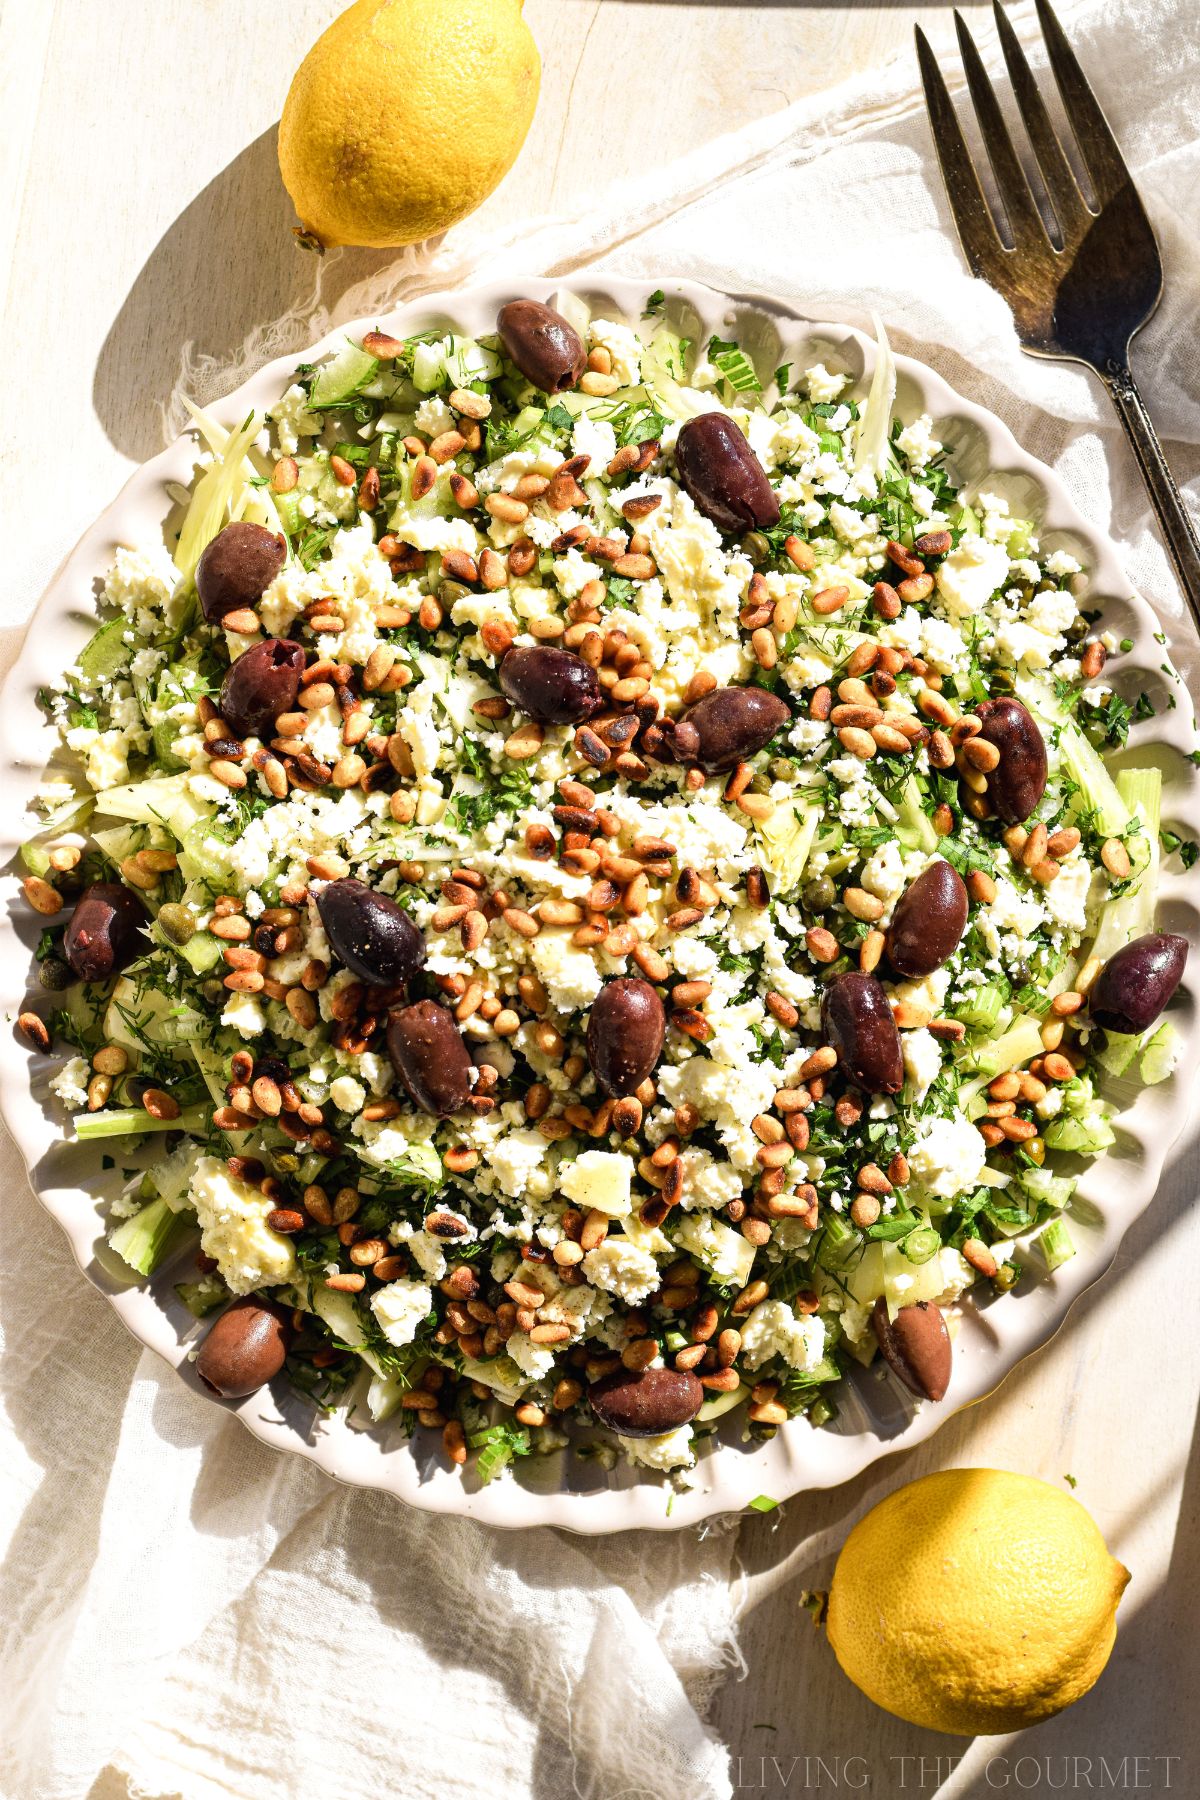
{"left": 370, "top": 1279, "right": 433, "bottom": 1347}
{"left": 559, "top": 1150, "right": 633, "bottom": 1217}
{"left": 188, "top": 1157, "right": 297, "bottom": 1294}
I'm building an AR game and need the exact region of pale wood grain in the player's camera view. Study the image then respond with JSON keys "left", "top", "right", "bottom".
{"left": 5, "top": 5, "right": 1198, "bottom": 1797}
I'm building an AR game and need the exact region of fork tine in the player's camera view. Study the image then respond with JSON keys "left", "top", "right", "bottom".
{"left": 953, "top": 10, "right": 1047, "bottom": 251}
{"left": 915, "top": 25, "right": 1010, "bottom": 287}
{"left": 1034, "top": 0, "right": 1129, "bottom": 206}
{"left": 992, "top": 0, "right": 1091, "bottom": 237}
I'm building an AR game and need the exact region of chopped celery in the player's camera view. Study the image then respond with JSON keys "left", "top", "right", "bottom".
{"left": 853, "top": 314, "right": 896, "bottom": 477}
{"left": 815, "top": 1212, "right": 862, "bottom": 1273}
{"left": 78, "top": 616, "right": 133, "bottom": 681}
{"left": 756, "top": 804, "right": 820, "bottom": 893}
{"left": 176, "top": 1275, "right": 227, "bottom": 1317}
{"left": 309, "top": 341, "right": 379, "bottom": 408}
{"left": 953, "top": 981, "right": 1007, "bottom": 1032}
{"left": 1140, "top": 1020, "right": 1180, "bottom": 1085}
{"left": 109, "top": 1194, "right": 191, "bottom": 1276}
{"left": 74, "top": 1103, "right": 210, "bottom": 1140}
{"left": 895, "top": 777, "right": 938, "bottom": 852}
{"left": 1094, "top": 1029, "right": 1142, "bottom": 1078}
{"left": 178, "top": 931, "right": 222, "bottom": 976}
{"left": 1038, "top": 1218, "right": 1076, "bottom": 1271}
{"left": 901, "top": 1224, "right": 942, "bottom": 1265}
{"left": 1044, "top": 1111, "right": 1116, "bottom": 1154}
{"left": 1017, "top": 1166, "right": 1076, "bottom": 1211}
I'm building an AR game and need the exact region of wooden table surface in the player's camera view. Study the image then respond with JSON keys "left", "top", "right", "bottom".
{"left": 3, "top": 4, "right": 1197, "bottom": 1797}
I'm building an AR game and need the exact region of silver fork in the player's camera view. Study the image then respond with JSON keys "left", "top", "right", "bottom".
{"left": 916, "top": 0, "right": 1200, "bottom": 627}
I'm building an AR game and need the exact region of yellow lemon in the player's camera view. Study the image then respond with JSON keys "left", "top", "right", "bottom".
{"left": 826, "top": 1469, "right": 1129, "bottom": 1735}
{"left": 279, "top": 0, "right": 540, "bottom": 249}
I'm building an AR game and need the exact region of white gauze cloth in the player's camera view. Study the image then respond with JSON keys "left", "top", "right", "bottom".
{"left": 3, "top": 1, "right": 1198, "bottom": 1796}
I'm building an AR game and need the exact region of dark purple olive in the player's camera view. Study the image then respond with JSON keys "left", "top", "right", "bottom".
{"left": 219, "top": 637, "right": 306, "bottom": 741}
{"left": 316, "top": 878, "right": 425, "bottom": 987}
{"left": 63, "top": 882, "right": 148, "bottom": 982}
{"left": 887, "top": 859, "right": 969, "bottom": 980}
{"left": 1089, "top": 932, "right": 1189, "bottom": 1036}
{"left": 675, "top": 412, "right": 781, "bottom": 537}
{"left": 589, "top": 1365, "right": 705, "bottom": 1437}
{"left": 872, "top": 1298, "right": 951, "bottom": 1402}
{"left": 499, "top": 645, "right": 602, "bottom": 726}
{"left": 497, "top": 299, "right": 587, "bottom": 393}
{"left": 678, "top": 686, "right": 791, "bottom": 772}
{"left": 821, "top": 971, "right": 904, "bottom": 1095}
{"left": 975, "top": 696, "right": 1047, "bottom": 824}
{"left": 196, "top": 1296, "right": 292, "bottom": 1399}
{"left": 387, "top": 1000, "right": 473, "bottom": 1117}
{"left": 587, "top": 977, "right": 666, "bottom": 1098}
{"left": 196, "top": 522, "right": 286, "bottom": 624}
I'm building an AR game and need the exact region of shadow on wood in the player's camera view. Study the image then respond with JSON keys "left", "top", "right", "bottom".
{"left": 92, "top": 125, "right": 397, "bottom": 462}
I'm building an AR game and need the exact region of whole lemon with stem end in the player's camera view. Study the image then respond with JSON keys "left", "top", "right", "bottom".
{"left": 826, "top": 1469, "right": 1130, "bottom": 1735}
{"left": 278, "top": 0, "right": 540, "bottom": 250}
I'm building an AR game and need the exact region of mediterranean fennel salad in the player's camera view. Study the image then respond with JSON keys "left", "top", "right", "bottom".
{"left": 18, "top": 289, "right": 1192, "bottom": 1488}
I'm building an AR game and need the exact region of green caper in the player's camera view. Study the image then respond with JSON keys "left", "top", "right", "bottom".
{"left": 750, "top": 771, "right": 773, "bottom": 795}
{"left": 38, "top": 956, "right": 75, "bottom": 992}
{"left": 439, "top": 579, "right": 472, "bottom": 607}
{"left": 1036, "top": 576, "right": 1057, "bottom": 593}
{"left": 804, "top": 875, "right": 837, "bottom": 913}
{"left": 741, "top": 531, "right": 770, "bottom": 567}
{"left": 1065, "top": 616, "right": 1088, "bottom": 643}
{"left": 769, "top": 757, "right": 799, "bottom": 784}
{"left": 993, "top": 1260, "right": 1021, "bottom": 1291}
{"left": 158, "top": 902, "right": 197, "bottom": 946}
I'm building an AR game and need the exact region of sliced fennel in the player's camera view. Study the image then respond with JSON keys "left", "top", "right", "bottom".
{"left": 756, "top": 803, "right": 820, "bottom": 893}
{"left": 852, "top": 314, "right": 896, "bottom": 478}
{"left": 74, "top": 1103, "right": 210, "bottom": 1140}
{"left": 109, "top": 1195, "right": 192, "bottom": 1277}
{"left": 1089, "top": 766, "right": 1161, "bottom": 964}
{"left": 174, "top": 408, "right": 267, "bottom": 583}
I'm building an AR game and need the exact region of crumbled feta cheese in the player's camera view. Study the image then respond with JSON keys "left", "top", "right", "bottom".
{"left": 49, "top": 1056, "right": 90, "bottom": 1112}
{"left": 371, "top": 1279, "right": 433, "bottom": 1347}
{"left": 675, "top": 1213, "right": 755, "bottom": 1286}
{"left": 935, "top": 535, "right": 1011, "bottom": 621}
{"left": 559, "top": 1150, "right": 633, "bottom": 1217}
{"left": 902, "top": 1028, "right": 943, "bottom": 1100}
{"left": 618, "top": 1425, "right": 695, "bottom": 1471}
{"left": 188, "top": 1157, "right": 297, "bottom": 1294}
{"left": 738, "top": 1300, "right": 827, "bottom": 1372}
{"left": 329, "top": 1075, "right": 366, "bottom": 1116}
{"left": 909, "top": 1117, "right": 988, "bottom": 1198}
{"left": 582, "top": 1236, "right": 661, "bottom": 1303}
{"left": 490, "top": 1129, "right": 550, "bottom": 1200}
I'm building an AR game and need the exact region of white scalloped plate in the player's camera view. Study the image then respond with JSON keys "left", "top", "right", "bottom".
{"left": 2, "top": 275, "right": 1197, "bottom": 1534}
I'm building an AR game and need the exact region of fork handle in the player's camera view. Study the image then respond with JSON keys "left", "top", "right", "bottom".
{"left": 1101, "top": 360, "right": 1200, "bottom": 630}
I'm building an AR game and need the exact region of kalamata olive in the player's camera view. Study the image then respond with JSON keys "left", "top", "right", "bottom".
{"left": 975, "top": 696, "right": 1047, "bottom": 824}
{"left": 821, "top": 971, "right": 904, "bottom": 1095}
{"left": 675, "top": 413, "right": 781, "bottom": 537}
{"left": 497, "top": 299, "right": 587, "bottom": 393}
{"left": 195, "top": 522, "right": 286, "bottom": 624}
{"left": 588, "top": 1365, "right": 705, "bottom": 1437}
{"left": 498, "top": 645, "right": 603, "bottom": 726}
{"left": 219, "top": 637, "right": 306, "bottom": 741}
{"left": 871, "top": 1298, "right": 952, "bottom": 1403}
{"left": 587, "top": 977, "right": 666, "bottom": 1098}
{"left": 1089, "top": 933, "right": 1189, "bottom": 1036}
{"left": 63, "top": 882, "right": 148, "bottom": 982}
{"left": 678, "top": 685, "right": 791, "bottom": 772}
{"left": 386, "top": 1000, "right": 473, "bottom": 1116}
{"left": 887, "top": 859, "right": 969, "bottom": 979}
{"left": 316, "top": 878, "right": 426, "bottom": 987}
{"left": 196, "top": 1296, "right": 292, "bottom": 1399}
